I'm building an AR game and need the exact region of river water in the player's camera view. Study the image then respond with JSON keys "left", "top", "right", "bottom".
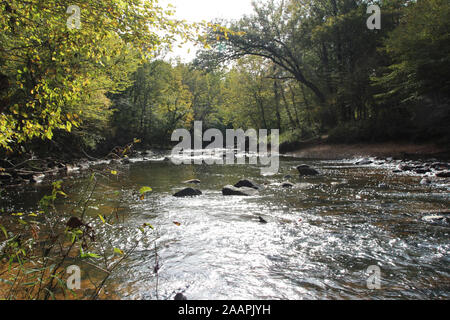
{"left": 1, "top": 152, "right": 449, "bottom": 300}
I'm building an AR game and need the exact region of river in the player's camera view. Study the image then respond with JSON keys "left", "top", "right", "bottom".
{"left": 1, "top": 151, "right": 449, "bottom": 299}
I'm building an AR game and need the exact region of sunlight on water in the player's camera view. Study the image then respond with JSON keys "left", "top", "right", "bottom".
{"left": 2, "top": 154, "right": 449, "bottom": 299}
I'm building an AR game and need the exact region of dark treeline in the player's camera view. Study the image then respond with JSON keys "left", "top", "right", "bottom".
{"left": 1, "top": 0, "right": 449, "bottom": 160}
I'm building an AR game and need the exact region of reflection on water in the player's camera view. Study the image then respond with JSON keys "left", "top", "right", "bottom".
{"left": 1, "top": 155, "right": 449, "bottom": 299}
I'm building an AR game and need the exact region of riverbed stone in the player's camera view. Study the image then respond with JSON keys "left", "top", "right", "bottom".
{"left": 234, "top": 179, "right": 260, "bottom": 190}
{"left": 296, "top": 165, "right": 319, "bottom": 176}
{"left": 173, "top": 188, "right": 202, "bottom": 198}
{"left": 222, "top": 185, "right": 258, "bottom": 196}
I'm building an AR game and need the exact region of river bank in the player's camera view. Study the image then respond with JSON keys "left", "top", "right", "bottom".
{"left": 285, "top": 141, "right": 450, "bottom": 160}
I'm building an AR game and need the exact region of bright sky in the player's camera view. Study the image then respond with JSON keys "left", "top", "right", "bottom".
{"left": 159, "top": 0, "right": 255, "bottom": 62}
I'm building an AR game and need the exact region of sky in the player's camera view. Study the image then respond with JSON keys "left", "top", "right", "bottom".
{"left": 159, "top": 0, "right": 255, "bottom": 62}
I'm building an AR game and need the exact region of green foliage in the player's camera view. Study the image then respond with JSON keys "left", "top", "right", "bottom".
{"left": 0, "top": 0, "right": 193, "bottom": 151}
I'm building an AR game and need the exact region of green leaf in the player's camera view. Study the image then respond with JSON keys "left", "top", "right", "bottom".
{"left": 113, "top": 248, "right": 124, "bottom": 255}
{"left": 80, "top": 252, "right": 102, "bottom": 259}
{"left": 139, "top": 186, "right": 152, "bottom": 195}
{"left": 0, "top": 224, "right": 8, "bottom": 239}
{"left": 142, "top": 223, "right": 154, "bottom": 230}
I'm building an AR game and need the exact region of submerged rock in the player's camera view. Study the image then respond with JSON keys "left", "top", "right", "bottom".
{"left": 420, "top": 177, "right": 431, "bottom": 185}
{"left": 356, "top": 158, "right": 373, "bottom": 165}
{"left": 415, "top": 168, "right": 431, "bottom": 174}
{"left": 296, "top": 165, "right": 319, "bottom": 176}
{"left": 234, "top": 179, "right": 260, "bottom": 190}
{"left": 281, "top": 181, "right": 294, "bottom": 188}
{"left": 436, "top": 171, "right": 450, "bottom": 178}
{"left": 184, "top": 179, "right": 201, "bottom": 184}
{"left": 421, "top": 215, "right": 450, "bottom": 225}
{"left": 173, "top": 188, "right": 202, "bottom": 198}
{"left": 222, "top": 185, "right": 258, "bottom": 196}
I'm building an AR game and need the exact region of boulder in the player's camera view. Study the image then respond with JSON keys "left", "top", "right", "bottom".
{"left": 173, "top": 188, "right": 202, "bottom": 198}
{"left": 174, "top": 293, "right": 187, "bottom": 301}
{"left": 296, "top": 165, "right": 319, "bottom": 176}
{"left": 234, "top": 179, "right": 260, "bottom": 190}
{"left": 222, "top": 185, "right": 258, "bottom": 196}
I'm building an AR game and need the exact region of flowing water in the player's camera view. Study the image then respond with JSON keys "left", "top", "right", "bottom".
{"left": 1, "top": 152, "right": 449, "bottom": 300}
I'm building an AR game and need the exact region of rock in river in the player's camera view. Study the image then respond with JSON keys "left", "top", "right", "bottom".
{"left": 436, "top": 171, "right": 450, "bottom": 178}
{"left": 296, "top": 165, "right": 319, "bottom": 176}
{"left": 173, "top": 188, "right": 202, "bottom": 198}
{"left": 222, "top": 185, "right": 258, "bottom": 196}
{"left": 234, "top": 179, "right": 260, "bottom": 190}
{"left": 281, "top": 181, "right": 294, "bottom": 188}
{"left": 422, "top": 215, "right": 449, "bottom": 225}
{"left": 355, "top": 158, "right": 373, "bottom": 165}
{"left": 184, "top": 179, "right": 201, "bottom": 184}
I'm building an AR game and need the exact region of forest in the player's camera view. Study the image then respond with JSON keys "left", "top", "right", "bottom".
{"left": 1, "top": 0, "right": 449, "bottom": 160}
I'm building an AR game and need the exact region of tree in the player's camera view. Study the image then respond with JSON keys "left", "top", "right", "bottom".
{"left": 0, "top": 0, "right": 191, "bottom": 151}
